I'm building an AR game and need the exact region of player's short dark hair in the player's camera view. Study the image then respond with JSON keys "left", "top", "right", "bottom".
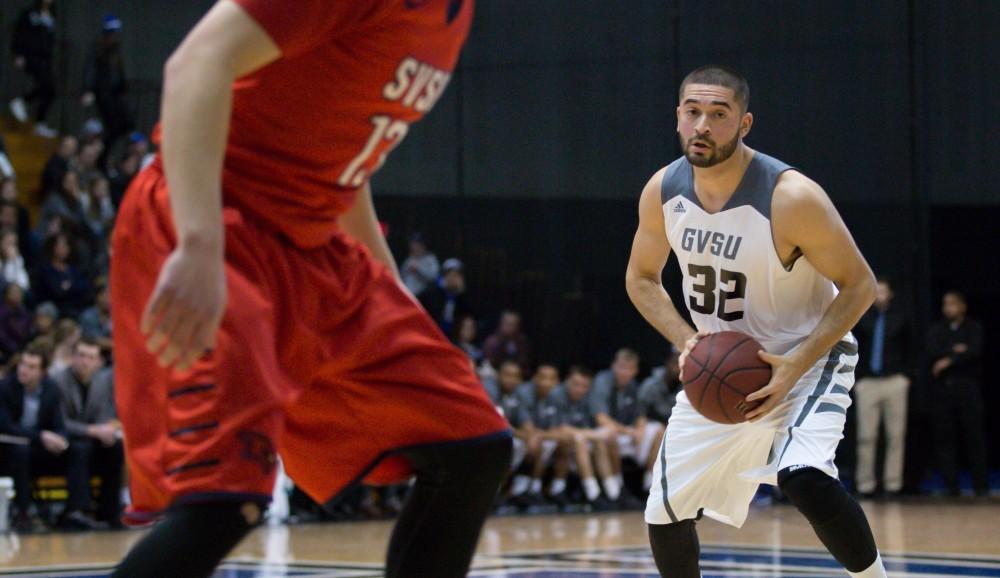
{"left": 944, "top": 289, "right": 966, "bottom": 304}
{"left": 566, "top": 365, "right": 593, "bottom": 380}
{"left": 680, "top": 65, "right": 750, "bottom": 112}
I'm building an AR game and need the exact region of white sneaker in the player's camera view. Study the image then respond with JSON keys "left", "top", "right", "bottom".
{"left": 9, "top": 98, "right": 27, "bottom": 123}
{"left": 33, "top": 123, "right": 57, "bottom": 138}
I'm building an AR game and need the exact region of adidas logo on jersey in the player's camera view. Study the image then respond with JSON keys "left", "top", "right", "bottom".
{"left": 673, "top": 201, "right": 686, "bottom": 213}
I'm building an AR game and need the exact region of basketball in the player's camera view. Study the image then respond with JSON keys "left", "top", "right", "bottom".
{"left": 682, "top": 331, "right": 773, "bottom": 424}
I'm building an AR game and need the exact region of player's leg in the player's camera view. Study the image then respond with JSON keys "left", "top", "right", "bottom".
{"left": 110, "top": 172, "right": 287, "bottom": 576}
{"left": 774, "top": 348, "right": 886, "bottom": 577}
{"left": 590, "top": 431, "right": 621, "bottom": 501}
{"left": 113, "top": 502, "right": 261, "bottom": 578}
{"left": 548, "top": 436, "right": 570, "bottom": 499}
{"left": 278, "top": 231, "right": 511, "bottom": 578}
{"left": 569, "top": 432, "right": 602, "bottom": 502}
{"left": 649, "top": 518, "right": 701, "bottom": 578}
{"left": 646, "top": 391, "right": 774, "bottom": 577}
{"left": 384, "top": 434, "right": 511, "bottom": 578}
{"left": 778, "top": 466, "right": 885, "bottom": 577}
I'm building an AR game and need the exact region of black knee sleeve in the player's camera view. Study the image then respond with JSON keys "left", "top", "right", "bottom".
{"left": 386, "top": 432, "right": 512, "bottom": 578}
{"left": 112, "top": 501, "right": 261, "bottom": 578}
{"left": 778, "top": 466, "right": 878, "bottom": 572}
{"left": 648, "top": 519, "right": 701, "bottom": 578}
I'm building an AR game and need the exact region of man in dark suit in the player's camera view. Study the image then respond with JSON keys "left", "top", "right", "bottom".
{"left": 927, "top": 290, "right": 987, "bottom": 497}
{"left": 0, "top": 343, "right": 68, "bottom": 531}
{"left": 51, "top": 336, "right": 122, "bottom": 528}
{"left": 854, "top": 277, "right": 912, "bottom": 497}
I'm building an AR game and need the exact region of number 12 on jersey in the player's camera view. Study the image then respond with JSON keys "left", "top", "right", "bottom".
{"left": 687, "top": 264, "right": 747, "bottom": 321}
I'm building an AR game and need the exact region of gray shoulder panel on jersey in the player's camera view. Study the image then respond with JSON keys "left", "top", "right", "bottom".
{"left": 658, "top": 152, "right": 795, "bottom": 219}
{"left": 726, "top": 152, "right": 795, "bottom": 219}
{"left": 659, "top": 157, "right": 693, "bottom": 205}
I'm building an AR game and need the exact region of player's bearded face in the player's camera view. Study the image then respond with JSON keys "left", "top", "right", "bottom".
{"left": 680, "top": 129, "right": 740, "bottom": 168}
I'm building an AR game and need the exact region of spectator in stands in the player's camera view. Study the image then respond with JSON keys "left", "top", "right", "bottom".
{"left": 9, "top": 0, "right": 58, "bottom": 138}
{"left": 79, "top": 278, "right": 111, "bottom": 350}
{"left": 484, "top": 310, "right": 531, "bottom": 370}
{"left": 33, "top": 233, "right": 90, "bottom": 319}
{"left": 32, "top": 301, "right": 58, "bottom": 342}
{"left": 0, "top": 284, "right": 33, "bottom": 364}
{"left": 47, "top": 319, "right": 81, "bottom": 375}
{"left": 521, "top": 363, "right": 571, "bottom": 505}
{"left": 854, "top": 277, "right": 912, "bottom": 498}
{"left": 553, "top": 366, "right": 618, "bottom": 509}
{"left": 0, "top": 343, "right": 67, "bottom": 531}
{"left": 73, "top": 140, "right": 105, "bottom": 192}
{"left": 401, "top": 232, "right": 439, "bottom": 296}
{"left": 638, "top": 348, "right": 681, "bottom": 426}
{"left": 41, "top": 136, "right": 79, "bottom": 196}
{"left": 454, "top": 314, "right": 484, "bottom": 366}
{"left": 39, "top": 172, "right": 88, "bottom": 236}
{"left": 420, "top": 258, "right": 471, "bottom": 336}
{"left": 81, "top": 176, "right": 116, "bottom": 241}
{"left": 81, "top": 14, "right": 134, "bottom": 160}
{"left": 927, "top": 290, "right": 987, "bottom": 497}
{"left": 1, "top": 230, "right": 31, "bottom": 292}
{"left": 591, "top": 348, "right": 664, "bottom": 497}
{"left": 51, "top": 336, "right": 122, "bottom": 529}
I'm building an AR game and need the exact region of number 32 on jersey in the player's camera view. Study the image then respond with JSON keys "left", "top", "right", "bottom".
{"left": 688, "top": 264, "right": 746, "bottom": 321}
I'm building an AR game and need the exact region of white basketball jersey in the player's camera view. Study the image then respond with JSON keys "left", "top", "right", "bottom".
{"left": 661, "top": 152, "right": 841, "bottom": 354}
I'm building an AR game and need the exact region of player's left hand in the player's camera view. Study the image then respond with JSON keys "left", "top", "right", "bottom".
{"left": 744, "top": 351, "right": 809, "bottom": 422}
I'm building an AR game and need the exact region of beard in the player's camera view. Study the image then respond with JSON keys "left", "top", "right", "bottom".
{"left": 680, "top": 131, "right": 741, "bottom": 168}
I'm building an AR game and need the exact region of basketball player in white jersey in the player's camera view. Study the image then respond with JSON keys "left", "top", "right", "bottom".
{"left": 626, "top": 66, "right": 887, "bottom": 578}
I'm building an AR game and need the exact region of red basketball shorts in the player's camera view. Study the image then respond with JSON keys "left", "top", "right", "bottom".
{"left": 111, "top": 161, "right": 508, "bottom": 525}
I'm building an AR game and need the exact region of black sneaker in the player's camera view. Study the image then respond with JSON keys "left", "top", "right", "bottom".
{"left": 60, "top": 511, "right": 109, "bottom": 532}
{"left": 617, "top": 493, "right": 645, "bottom": 511}
{"left": 589, "top": 496, "right": 618, "bottom": 512}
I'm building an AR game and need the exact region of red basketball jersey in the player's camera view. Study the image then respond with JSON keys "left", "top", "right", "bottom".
{"left": 226, "top": 0, "right": 473, "bottom": 247}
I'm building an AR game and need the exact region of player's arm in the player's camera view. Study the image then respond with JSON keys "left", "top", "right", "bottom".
{"left": 338, "top": 184, "right": 402, "bottom": 283}
{"left": 625, "top": 170, "right": 697, "bottom": 349}
{"left": 143, "top": 0, "right": 281, "bottom": 370}
{"left": 745, "top": 172, "right": 876, "bottom": 420}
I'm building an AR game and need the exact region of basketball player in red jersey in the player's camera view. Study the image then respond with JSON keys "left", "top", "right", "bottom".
{"left": 110, "top": 1, "right": 511, "bottom": 577}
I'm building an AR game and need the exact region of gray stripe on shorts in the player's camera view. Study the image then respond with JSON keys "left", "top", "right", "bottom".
{"left": 815, "top": 402, "right": 846, "bottom": 415}
{"left": 776, "top": 340, "right": 852, "bottom": 464}
{"left": 830, "top": 384, "right": 850, "bottom": 396}
{"left": 659, "top": 437, "right": 679, "bottom": 523}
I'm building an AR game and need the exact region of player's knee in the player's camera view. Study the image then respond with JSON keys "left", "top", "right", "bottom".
{"left": 778, "top": 466, "right": 846, "bottom": 524}
{"left": 648, "top": 519, "right": 701, "bottom": 578}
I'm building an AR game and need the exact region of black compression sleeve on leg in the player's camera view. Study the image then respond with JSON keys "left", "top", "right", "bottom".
{"left": 385, "top": 432, "right": 512, "bottom": 578}
{"left": 778, "top": 466, "right": 878, "bottom": 573}
{"left": 112, "top": 501, "right": 259, "bottom": 578}
{"left": 648, "top": 519, "right": 701, "bottom": 578}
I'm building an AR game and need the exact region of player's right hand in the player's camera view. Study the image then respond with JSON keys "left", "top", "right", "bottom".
{"left": 142, "top": 244, "right": 227, "bottom": 371}
{"left": 677, "top": 330, "right": 710, "bottom": 381}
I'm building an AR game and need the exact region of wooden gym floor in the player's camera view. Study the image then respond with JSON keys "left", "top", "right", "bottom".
{"left": 1, "top": 500, "right": 998, "bottom": 577}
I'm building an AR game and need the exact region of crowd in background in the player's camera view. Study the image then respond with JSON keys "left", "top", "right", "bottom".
{"left": 0, "top": 1, "right": 991, "bottom": 536}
